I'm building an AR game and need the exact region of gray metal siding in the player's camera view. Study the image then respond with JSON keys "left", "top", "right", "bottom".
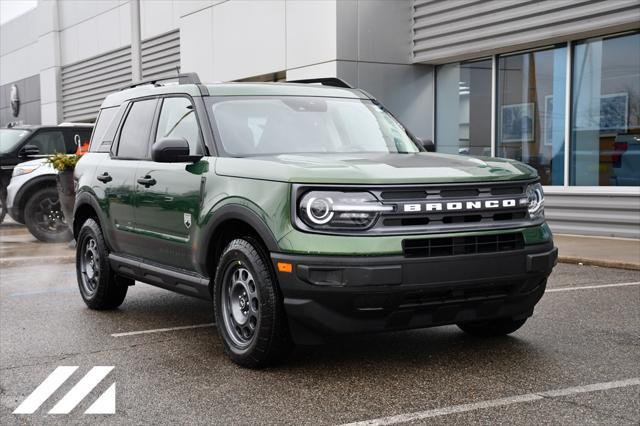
{"left": 61, "top": 46, "right": 132, "bottom": 122}
{"left": 412, "top": 0, "right": 640, "bottom": 63}
{"left": 545, "top": 192, "right": 640, "bottom": 239}
{"left": 141, "top": 30, "right": 181, "bottom": 80}
{"left": 61, "top": 30, "right": 180, "bottom": 122}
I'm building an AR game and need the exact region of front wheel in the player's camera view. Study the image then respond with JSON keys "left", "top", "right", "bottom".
{"left": 0, "top": 184, "right": 7, "bottom": 224}
{"left": 457, "top": 317, "right": 527, "bottom": 337}
{"left": 213, "top": 238, "right": 292, "bottom": 368}
{"left": 24, "top": 187, "right": 72, "bottom": 242}
{"left": 76, "top": 218, "right": 131, "bottom": 309}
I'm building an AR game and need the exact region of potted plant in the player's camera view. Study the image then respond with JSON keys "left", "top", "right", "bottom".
{"left": 47, "top": 152, "right": 81, "bottom": 232}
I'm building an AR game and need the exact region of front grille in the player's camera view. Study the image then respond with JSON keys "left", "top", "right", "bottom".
{"left": 399, "top": 283, "right": 515, "bottom": 308}
{"left": 402, "top": 232, "right": 524, "bottom": 258}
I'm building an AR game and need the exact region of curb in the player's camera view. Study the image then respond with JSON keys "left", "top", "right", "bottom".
{"left": 558, "top": 256, "right": 640, "bottom": 271}
{"left": 0, "top": 255, "right": 75, "bottom": 268}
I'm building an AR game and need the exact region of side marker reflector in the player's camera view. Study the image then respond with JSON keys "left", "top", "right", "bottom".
{"left": 277, "top": 262, "right": 293, "bottom": 273}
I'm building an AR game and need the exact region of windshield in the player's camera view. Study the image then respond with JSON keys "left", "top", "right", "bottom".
{"left": 0, "top": 129, "right": 31, "bottom": 154}
{"left": 208, "top": 97, "right": 420, "bottom": 156}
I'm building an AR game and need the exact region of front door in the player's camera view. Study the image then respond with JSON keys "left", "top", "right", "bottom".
{"left": 133, "top": 96, "right": 209, "bottom": 269}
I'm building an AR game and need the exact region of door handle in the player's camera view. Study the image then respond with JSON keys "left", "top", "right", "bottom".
{"left": 137, "top": 175, "right": 157, "bottom": 188}
{"left": 96, "top": 172, "right": 112, "bottom": 183}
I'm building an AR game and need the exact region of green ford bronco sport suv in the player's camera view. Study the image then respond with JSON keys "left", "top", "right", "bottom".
{"left": 73, "top": 74, "right": 557, "bottom": 368}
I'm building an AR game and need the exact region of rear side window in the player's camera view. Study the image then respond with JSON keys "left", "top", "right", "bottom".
{"left": 90, "top": 106, "right": 123, "bottom": 153}
{"left": 66, "top": 129, "right": 92, "bottom": 153}
{"left": 28, "top": 130, "right": 67, "bottom": 155}
{"left": 116, "top": 99, "right": 157, "bottom": 159}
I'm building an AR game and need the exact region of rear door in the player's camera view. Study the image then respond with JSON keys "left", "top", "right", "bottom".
{"left": 133, "top": 95, "right": 208, "bottom": 269}
{"left": 97, "top": 98, "right": 158, "bottom": 254}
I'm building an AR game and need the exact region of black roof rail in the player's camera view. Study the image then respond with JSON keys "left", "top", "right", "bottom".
{"left": 286, "top": 78, "right": 353, "bottom": 89}
{"left": 121, "top": 72, "right": 202, "bottom": 91}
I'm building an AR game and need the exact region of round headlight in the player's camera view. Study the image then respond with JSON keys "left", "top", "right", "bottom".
{"left": 526, "top": 183, "right": 544, "bottom": 218}
{"left": 298, "top": 191, "right": 392, "bottom": 230}
{"left": 306, "top": 197, "right": 334, "bottom": 224}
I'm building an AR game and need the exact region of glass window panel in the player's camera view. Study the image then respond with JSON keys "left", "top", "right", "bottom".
{"left": 496, "top": 46, "right": 567, "bottom": 185}
{"left": 117, "top": 99, "right": 156, "bottom": 159}
{"left": 28, "top": 130, "right": 67, "bottom": 154}
{"left": 436, "top": 59, "right": 492, "bottom": 156}
{"left": 571, "top": 32, "right": 640, "bottom": 186}
{"left": 155, "top": 97, "right": 203, "bottom": 155}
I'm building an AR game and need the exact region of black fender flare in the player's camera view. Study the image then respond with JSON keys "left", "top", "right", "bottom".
{"left": 197, "top": 204, "right": 280, "bottom": 273}
{"left": 73, "top": 191, "right": 114, "bottom": 248}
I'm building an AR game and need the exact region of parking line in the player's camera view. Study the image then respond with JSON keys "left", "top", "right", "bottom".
{"left": 111, "top": 323, "right": 215, "bottom": 337}
{"left": 341, "top": 378, "right": 640, "bottom": 426}
{"left": 546, "top": 281, "right": 640, "bottom": 293}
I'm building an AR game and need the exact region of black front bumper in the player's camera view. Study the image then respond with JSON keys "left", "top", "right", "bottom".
{"left": 272, "top": 242, "right": 557, "bottom": 344}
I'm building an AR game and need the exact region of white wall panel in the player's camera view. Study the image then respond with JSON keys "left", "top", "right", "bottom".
{"left": 39, "top": 67, "right": 59, "bottom": 105}
{"left": 0, "top": 9, "right": 37, "bottom": 56}
{"left": 0, "top": 43, "right": 40, "bottom": 85}
{"left": 141, "top": 0, "right": 179, "bottom": 39}
{"left": 211, "top": 0, "right": 286, "bottom": 81}
{"left": 285, "top": 0, "right": 337, "bottom": 69}
{"left": 59, "top": 2, "right": 131, "bottom": 66}
{"left": 175, "top": 0, "right": 226, "bottom": 18}
{"left": 58, "top": 0, "right": 124, "bottom": 30}
{"left": 180, "top": 8, "right": 214, "bottom": 81}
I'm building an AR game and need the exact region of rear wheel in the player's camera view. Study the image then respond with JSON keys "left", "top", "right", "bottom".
{"left": 24, "top": 187, "right": 72, "bottom": 242}
{"left": 76, "top": 218, "right": 131, "bottom": 309}
{"left": 457, "top": 317, "right": 527, "bottom": 337}
{"left": 213, "top": 238, "right": 292, "bottom": 368}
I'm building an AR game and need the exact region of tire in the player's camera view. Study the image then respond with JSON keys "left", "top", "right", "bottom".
{"left": 24, "top": 187, "right": 72, "bottom": 243}
{"left": 0, "top": 184, "right": 6, "bottom": 224}
{"left": 76, "top": 218, "right": 131, "bottom": 310}
{"left": 457, "top": 317, "right": 527, "bottom": 337}
{"left": 213, "top": 238, "right": 292, "bottom": 368}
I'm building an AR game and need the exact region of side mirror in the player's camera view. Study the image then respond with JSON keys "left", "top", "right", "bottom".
{"left": 152, "top": 138, "right": 200, "bottom": 163}
{"left": 417, "top": 138, "right": 435, "bottom": 152}
{"left": 19, "top": 144, "right": 40, "bottom": 157}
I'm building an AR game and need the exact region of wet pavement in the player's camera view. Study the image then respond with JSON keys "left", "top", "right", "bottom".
{"left": 0, "top": 251, "right": 638, "bottom": 424}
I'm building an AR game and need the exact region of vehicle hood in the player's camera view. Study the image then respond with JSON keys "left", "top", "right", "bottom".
{"left": 14, "top": 158, "right": 50, "bottom": 167}
{"left": 214, "top": 152, "right": 538, "bottom": 184}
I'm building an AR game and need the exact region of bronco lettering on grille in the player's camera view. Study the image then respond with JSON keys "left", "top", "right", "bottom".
{"left": 402, "top": 199, "right": 522, "bottom": 213}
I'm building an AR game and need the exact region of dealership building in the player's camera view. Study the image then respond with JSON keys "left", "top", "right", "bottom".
{"left": 1, "top": 0, "right": 638, "bottom": 238}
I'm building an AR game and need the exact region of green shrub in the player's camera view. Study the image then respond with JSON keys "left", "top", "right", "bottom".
{"left": 47, "top": 153, "right": 80, "bottom": 172}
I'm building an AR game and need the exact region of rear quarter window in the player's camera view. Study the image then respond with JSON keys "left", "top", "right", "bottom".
{"left": 89, "top": 106, "right": 125, "bottom": 153}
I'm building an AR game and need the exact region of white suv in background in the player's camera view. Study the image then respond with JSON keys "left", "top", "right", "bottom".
{"left": 6, "top": 158, "right": 72, "bottom": 242}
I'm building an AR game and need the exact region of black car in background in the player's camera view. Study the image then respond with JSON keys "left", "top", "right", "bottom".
{"left": 0, "top": 123, "right": 93, "bottom": 223}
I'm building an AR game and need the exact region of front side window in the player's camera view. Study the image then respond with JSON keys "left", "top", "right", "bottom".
{"left": 208, "top": 97, "right": 420, "bottom": 156}
{"left": 571, "top": 32, "right": 640, "bottom": 186}
{"left": 0, "top": 129, "right": 30, "bottom": 154}
{"left": 155, "top": 97, "right": 203, "bottom": 155}
{"left": 496, "top": 46, "right": 567, "bottom": 186}
{"left": 436, "top": 59, "right": 492, "bottom": 156}
{"left": 116, "top": 99, "right": 157, "bottom": 159}
{"left": 28, "top": 130, "right": 68, "bottom": 154}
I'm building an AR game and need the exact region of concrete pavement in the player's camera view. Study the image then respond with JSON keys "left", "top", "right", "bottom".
{"left": 554, "top": 234, "right": 640, "bottom": 271}
{"left": 1, "top": 261, "right": 638, "bottom": 424}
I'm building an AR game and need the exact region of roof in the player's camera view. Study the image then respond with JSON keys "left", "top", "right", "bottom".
{"left": 5, "top": 124, "right": 93, "bottom": 130}
{"left": 100, "top": 82, "right": 370, "bottom": 109}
